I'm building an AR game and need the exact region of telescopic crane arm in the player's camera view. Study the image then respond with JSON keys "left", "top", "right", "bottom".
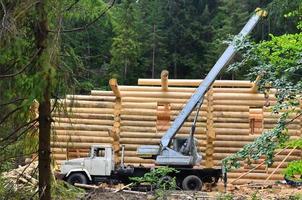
{"left": 137, "top": 8, "right": 267, "bottom": 166}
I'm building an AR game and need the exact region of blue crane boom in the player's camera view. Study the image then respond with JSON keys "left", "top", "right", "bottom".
{"left": 137, "top": 8, "right": 267, "bottom": 166}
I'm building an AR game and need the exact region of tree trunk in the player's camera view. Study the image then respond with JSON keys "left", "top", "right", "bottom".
{"left": 36, "top": 0, "right": 51, "bottom": 199}
{"left": 151, "top": 24, "right": 156, "bottom": 78}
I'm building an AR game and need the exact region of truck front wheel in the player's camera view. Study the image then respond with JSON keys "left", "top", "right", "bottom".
{"left": 67, "top": 173, "right": 88, "bottom": 185}
{"left": 182, "top": 175, "right": 202, "bottom": 191}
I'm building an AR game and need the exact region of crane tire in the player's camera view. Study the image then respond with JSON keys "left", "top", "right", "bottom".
{"left": 182, "top": 175, "right": 202, "bottom": 191}
{"left": 67, "top": 173, "right": 88, "bottom": 185}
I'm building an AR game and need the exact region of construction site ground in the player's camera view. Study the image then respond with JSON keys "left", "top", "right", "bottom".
{"left": 78, "top": 183, "right": 302, "bottom": 200}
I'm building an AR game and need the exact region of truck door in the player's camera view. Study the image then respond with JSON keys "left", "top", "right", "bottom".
{"left": 90, "top": 147, "right": 110, "bottom": 176}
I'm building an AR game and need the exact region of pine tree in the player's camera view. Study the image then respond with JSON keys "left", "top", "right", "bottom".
{"left": 110, "top": 0, "right": 141, "bottom": 84}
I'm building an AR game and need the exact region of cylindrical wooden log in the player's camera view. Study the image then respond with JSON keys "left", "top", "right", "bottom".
{"left": 227, "top": 172, "right": 283, "bottom": 180}
{"left": 138, "top": 79, "right": 253, "bottom": 87}
{"left": 123, "top": 157, "right": 154, "bottom": 164}
{"left": 109, "top": 79, "right": 121, "bottom": 98}
{"left": 161, "top": 70, "right": 169, "bottom": 91}
{"left": 53, "top": 108, "right": 113, "bottom": 114}
{"left": 120, "top": 126, "right": 156, "bottom": 133}
{"left": 52, "top": 123, "right": 112, "bottom": 131}
{"left": 170, "top": 103, "right": 207, "bottom": 110}
{"left": 122, "top": 102, "right": 157, "bottom": 109}
{"left": 213, "top": 123, "right": 249, "bottom": 129}
{"left": 264, "top": 118, "right": 300, "bottom": 124}
{"left": 213, "top": 105, "right": 249, "bottom": 112}
{"left": 120, "top": 138, "right": 160, "bottom": 145}
{"left": 51, "top": 142, "right": 109, "bottom": 149}
{"left": 213, "top": 93, "right": 276, "bottom": 100}
{"left": 212, "top": 141, "right": 252, "bottom": 147}
{"left": 213, "top": 153, "right": 300, "bottom": 162}
{"left": 121, "top": 120, "right": 157, "bottom": 127}
{"left": 120, "top": 115, "right": 157, "bottom": 121}
{"left": 169, "top": 110, "right": 207, "bottom": 117}
{"left": 55, "top": 99, "right": 114, "bottom": 108}
{"left": 213, "top": 100, "right": 273, "bottom": 106}
{"left": 53, "top": 118, "right": 113, "bottom": 126}
{"left": 264, "top": 123, "right": 301, "bottom": 129}
{"left": 121, "top": 109, "right": 157, "bottom": 116}
{"left": 229, "top": 179, "right": 276, "bottom": 185}
{"left": 66, "top": 95, "right": 115, "bottom": 102}
{"left": 120, "top": 132, "right": 204, "bottom": 140}
{"left": 201, "top": 135, "right": 257, "bottom": 141}
{"left": 121, "top": 91, "right": 193, "bottom": 99}
{"left": 53, "top": 135, "right": 113, "bottom": 143}
{"left": 213, "top": 111, "right": 249, "bottom": 118}
{"left": 52, "top": 113, "right": 114, "bottom": 120}
{"left": 120, "top": 85, "right": 258, "bottom": 93}
{"left": 91, "top": 90, "right": 114, "bottom": 96}
{"left": 122, "top": 97, "right": 191, "bottom": 104}
{"left": 52, "top": 130, "right": 110, "bottom": 137}
{"left": 215, "top": 128, "right": 250, "bottom": 136}
{"left": 170, "top": 115, "right": 206, "bottom": 122}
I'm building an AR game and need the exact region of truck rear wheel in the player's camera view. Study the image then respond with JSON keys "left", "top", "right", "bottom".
{"left": 182, "top": 175, "right": 202, "bottom": 191}
{"left": 67, "top": 173, "right": 88, "bottom": 185}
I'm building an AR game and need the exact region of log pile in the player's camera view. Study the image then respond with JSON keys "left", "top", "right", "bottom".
{"left": 51, "top": 71, "right": 302, "bottom": 184}
{"left": 2, "top": 162, "right": 38, "bottom": 191}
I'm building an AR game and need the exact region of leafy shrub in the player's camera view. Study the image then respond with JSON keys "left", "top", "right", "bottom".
{"left": 130, "top": 167, "right": 178, "bottom": 198}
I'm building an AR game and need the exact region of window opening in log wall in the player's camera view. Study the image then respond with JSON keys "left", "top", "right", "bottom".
{"left": 249, "top": 107, "right": 264, "bottom": 135}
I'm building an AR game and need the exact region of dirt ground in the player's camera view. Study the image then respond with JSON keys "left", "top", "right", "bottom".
{"left": 78, "top": 183, "right": 302, "bottom": 200}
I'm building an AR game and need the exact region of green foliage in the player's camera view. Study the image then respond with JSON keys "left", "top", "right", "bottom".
{"left": 285, "top": 139, "right": 302, "bottom": 149}
{"left": 224, "top": 6, "right": 302, "bottom": 171}
{"left": 130, "top": 166, "right": 177, "bottom": 198}
{"left": 110, "top": 0, "right": 142, "bottom": 84}
{"left": 51, "top": 180, "right": 85, "bottom": 200}
{"left": 250, "top": 192, "right": 261, "bottom": 200}
{"left": 223, "top": 113, "right": 289, "bottom": 170}
{"left": 216, "top": 192, "right": 234, "bottom": 200}
{"left": 130, "top": 166, "right": 177, "bottom": 187}
{"left": 283, "top": 160, "right": 302, "bottom": 181}
{"left": 0, "top": 177, "right": 84, "bottom": 200}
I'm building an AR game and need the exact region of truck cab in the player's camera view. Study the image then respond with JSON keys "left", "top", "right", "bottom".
{"left": 60, "top": 144, "right": 114, "bottom": 185}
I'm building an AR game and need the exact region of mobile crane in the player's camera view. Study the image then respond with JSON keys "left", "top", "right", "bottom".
{"left": 137, "top": 8, "right": 267, "bottom": 166}
{"left": 59, "top": 8, "right": 267, "bottom": 191}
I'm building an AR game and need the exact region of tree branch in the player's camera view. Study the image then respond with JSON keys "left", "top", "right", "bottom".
{"left": 0, "top": 48, "right": 41, "bottom": 79}
{"left": 65, "top": 0, "right": 81, "bottom": 12}
{"left": 0, "top": 106, "right": 23, "bottom": 125}
{"left": 285, "top": 112, "right": 302, "bottom": 125}
{"left": 0, "top": 119, "right": 38, "bottom": 145}
{"left": 49, "top": 0, "right": 115, "bottom": 33}
{"left": 0, "top": 98, "right": 25, "bottom": 107}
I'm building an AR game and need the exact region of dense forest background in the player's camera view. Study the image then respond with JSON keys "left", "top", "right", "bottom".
{"left": 0, "top": 0, "right": 301, "bottom": 199}
{"left": 60, "top": 0, "right": 300, "bottom": 92}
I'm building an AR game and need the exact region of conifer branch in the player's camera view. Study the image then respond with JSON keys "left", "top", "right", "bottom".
{"left": 48, "top": 0, "right": 115, "bottom": 33}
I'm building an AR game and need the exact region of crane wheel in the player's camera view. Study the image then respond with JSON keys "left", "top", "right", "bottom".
{"left": 182, "top": 175, "right": 202, "bottom": 191}
{"left": 67, "top": 173, "right": 88, "bottom": 185}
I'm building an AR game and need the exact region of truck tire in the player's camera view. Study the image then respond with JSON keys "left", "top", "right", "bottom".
{"left": 182, "top": 175, "right": 202, "bottom": 191}
{"left": 67, "top": 173, "right": 88, "bottom": 185}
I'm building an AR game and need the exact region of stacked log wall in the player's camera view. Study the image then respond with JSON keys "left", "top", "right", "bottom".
{"left": 51, "top": 78, "right": 301, "bottom": 184}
